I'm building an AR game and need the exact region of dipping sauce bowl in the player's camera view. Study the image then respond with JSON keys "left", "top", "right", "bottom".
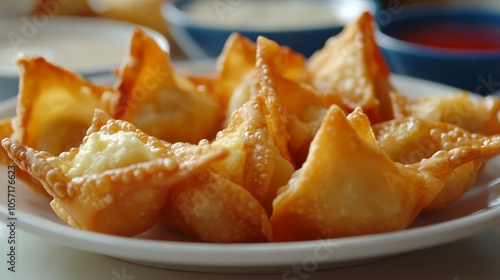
{"left": 376, "top": 4, "right": 500, "bottom": 95}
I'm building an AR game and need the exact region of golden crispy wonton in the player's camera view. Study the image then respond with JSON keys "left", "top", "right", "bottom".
{"left": 374, "top": 118, "right": 500, "bottom": 210}
{"left": 271, "top": 105, "right": 500, "bottom": 241}
{"left": 12, "top": 55, "right": 117, "bottom": 155}
{"left": 308, "top": 12, "right": 403, "bottom": 123}
{"left": 114, "top": 28, "right": 222, "bottom": 143}
{"left": 3, "top": 110, "right": 227, "bottom": 236}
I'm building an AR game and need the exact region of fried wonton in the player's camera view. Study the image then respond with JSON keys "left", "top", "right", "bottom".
{"left": 221, "top": 33, "right": 311, "bottom": 122}
{"left": 2, "top": 110, "right": 227, "bottom": 236}
{"left": 211, "top": 95, "right": 295, "bottom": 213}
{"left": 212, "top": 33, "right": 257, "bottom": 109}
{"left": 308, "top": 12, "right": 402, "bottom": 123}
{"left": 12, "top": 55, "right": 117, "bottom": 156}
{"left": 161, "top": 169, "right": 274, "bottom": 243}
{"left": 157, "top": 90, "right": 294, "bottom": 243}
{"left": 160, "top": 141, "right": 274, "bottom": 243}
{"left": 374, "top": 118, "right": 500, "bottom": 210}
{"left": 157, "top": 51, "right": 298, "bottom": 241}
{"left": 270, "top": 105, "right": 500, "bottom": 241}
{"left": 406, "top": 92, "right": 500, "bottom": 135}
{"left": 159, "top": 94, "right": 293, "bottom": 242}
{"left": 114, "top": 28, "right": 222, "bottom": 143}
{"left": 255, "top": 36, "right": 328, "bottom": 166}
{"left": 218, "top": 36, "right": 321, "bottom": 165}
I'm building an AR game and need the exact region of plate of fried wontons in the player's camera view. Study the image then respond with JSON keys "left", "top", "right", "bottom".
{"left": 1, "top": 12, "right": 500, "bottom": 273}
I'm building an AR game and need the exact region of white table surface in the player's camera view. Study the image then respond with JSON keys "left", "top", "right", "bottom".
{"left": 1, "top": 223, "right": 499, "bottom": 280}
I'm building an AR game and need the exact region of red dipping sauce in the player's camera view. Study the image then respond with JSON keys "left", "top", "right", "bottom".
{"left": 393, "top": 23, "right": 500, "bottom": 51}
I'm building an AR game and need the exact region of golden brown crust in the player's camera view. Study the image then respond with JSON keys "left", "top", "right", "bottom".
{"left": 13, "top": 55, "right": 118, "bottom": 156}
{"left": 406, "top": 92, "right": 500, "bottom": 135}
{"left": 373, "top": 118, "right": 500, "bottom": 210}
{"left": 271, "top": 105, "right": 500, "bottom": 241}
{"left": 308, "top": 12, "right": 403, "bottom": 123}
{"left": 161, "top": 170, "right": 274, "bottom": 243}
{"left": 211, "top": 95, "right": 295, "bottom": 214}
{"left": 219, "top": 33, "right": 311, "bottom": 124}
{"left": 2, "top": 110, "right": 227, "bottom": 236}
{"left": 214, "top": 33, "right": 258, "bottom": 109}
{"left": 114, "top": 28, "right": 223, "bottom": 143}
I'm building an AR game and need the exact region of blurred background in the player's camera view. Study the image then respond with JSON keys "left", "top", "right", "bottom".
{"left": 1, "top": 0, "right": 500, "bottom": 95}
{"left": 3, "top": 0, "right": 499, "bottom": 60}
{"left": 30, "top": 0, "right": 186, "bottom": 58}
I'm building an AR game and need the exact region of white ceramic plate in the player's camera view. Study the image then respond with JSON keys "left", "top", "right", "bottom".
{"left": 1, "top": 75, "right": 500, "bottom": 274}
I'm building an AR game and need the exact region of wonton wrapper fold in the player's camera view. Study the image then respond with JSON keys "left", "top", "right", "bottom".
{"left": 2, "top": 110, "right": 227, "bottom": 237}
{"left": 161, "top": 169, "right": 274, "bottom": 243}
{"left": 114, "top": 28, "right": 222, "bottom": 143}
{"left": 12, "top": 55, "right": 117, "bottom": 156}
{"left": 406, "top": 92, "right": 500, "bottom": 135}
{"left": 374, "top": 117, "right": 500, "bottom": 210}
{"left": 308, "top": 12, "right": 403, "bottom": 123}
{"left": 271, "top": 105, "right": 500, "bottom": 241}
{"left": 211, "top": 95, "right": 295, "bottom": 213}
{"left": 159, "top": 95, "right": 293, "bottom": 243}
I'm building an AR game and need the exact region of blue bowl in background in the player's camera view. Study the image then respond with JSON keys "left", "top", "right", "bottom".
{"left": 376, "top": 4, "right": 500, "bottom": 95}
{"left": 163, "top": 0, "right": 375, "bottom": 59}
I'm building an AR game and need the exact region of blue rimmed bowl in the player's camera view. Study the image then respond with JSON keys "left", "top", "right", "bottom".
{"left": 376, "top": 4, "right": 500, "bottom": 95}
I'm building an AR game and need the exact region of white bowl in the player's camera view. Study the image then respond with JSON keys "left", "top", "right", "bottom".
{"left": 0, "top": 16, "right": 169, "bottom": 101}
